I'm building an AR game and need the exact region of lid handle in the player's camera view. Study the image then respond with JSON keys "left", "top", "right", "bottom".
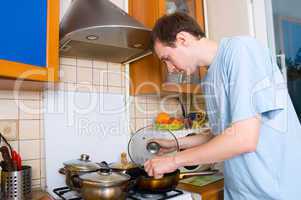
{"left": 146, "top": 141, "right": 160, "bottom": 154}
{"left": 80, "top": 154, "right": 90, "bottom": 161}
{"left": 99, "top": 167, "right": 112, "bottom": 175}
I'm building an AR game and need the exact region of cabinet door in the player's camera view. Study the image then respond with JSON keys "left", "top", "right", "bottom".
{"left": 159, "top": 0, "right": 205, "bottom": 31}
{"left": 129, "top": 0, "right": 162, "bottom": 95}
{"left": 0, "top": 0, "right": 59, "bottom": 82}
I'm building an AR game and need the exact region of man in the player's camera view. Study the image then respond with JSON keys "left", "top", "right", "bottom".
{"left": 144, "top": 12, "right": 301, "bottom": 200}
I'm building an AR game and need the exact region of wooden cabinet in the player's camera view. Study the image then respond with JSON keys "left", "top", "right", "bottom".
{"left": 129, "top": 0, "right": 205, "bottom": 95}
{"left": 0, "top": 0, "right": 59, "bottom": 88}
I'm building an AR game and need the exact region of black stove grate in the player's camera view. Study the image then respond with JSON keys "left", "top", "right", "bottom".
{"left": 53, "top": 186, "right": 184, "bottom": 200}
{"left": 53, "top": 187, "right": 82, "bottom": 200}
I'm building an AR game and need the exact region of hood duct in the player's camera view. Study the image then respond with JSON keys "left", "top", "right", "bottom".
{"left": 60, "top": 0, "right": 152, "bottom": 64}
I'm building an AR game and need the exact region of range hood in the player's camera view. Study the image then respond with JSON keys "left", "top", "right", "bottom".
{"left": 60, "top": 0, "right": 152, "bottom": 64}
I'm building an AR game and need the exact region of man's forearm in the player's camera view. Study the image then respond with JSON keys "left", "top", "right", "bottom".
{"left": 177, "top": 130, "right": 213, "bottom": 149}
{"left": 174, "top": 117, "right": 260, "bottom": 167}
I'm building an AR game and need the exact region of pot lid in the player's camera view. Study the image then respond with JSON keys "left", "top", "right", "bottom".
{"left": 128, "top": 125, "right": 179, "bottom": 166}
{"left": 63, "top": 154, "right": 100, "bottom": 172}
{"left": 80, "top": 168, "right": 130, "bottom": 187}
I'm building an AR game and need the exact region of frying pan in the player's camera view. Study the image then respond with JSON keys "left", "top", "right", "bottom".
{"left": 106, "top": 161, "right": 218, "bottom": 193}
{"left": 133, "top": 168, "right": 218, "bottom": 193}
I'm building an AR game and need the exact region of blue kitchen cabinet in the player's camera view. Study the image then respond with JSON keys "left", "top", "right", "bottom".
{"left": 0, "top": 1, "right": 59, "bottom": 82}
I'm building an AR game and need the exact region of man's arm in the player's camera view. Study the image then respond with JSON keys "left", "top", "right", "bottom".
{"left": 144, "top": 115, "right": 260, "bottom": 178}
{"left": 177, "top": 129, "right": 214, "bottom": 149}
{"left": 174, "top": 115, "right": 260, "bottom": 167}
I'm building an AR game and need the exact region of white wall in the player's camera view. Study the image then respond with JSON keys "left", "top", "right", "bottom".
{"left": 204, "top": 0, "right": 269, "bottom": 47}
{"left": 204, "top": 0, "right": 253, "bottom": 42}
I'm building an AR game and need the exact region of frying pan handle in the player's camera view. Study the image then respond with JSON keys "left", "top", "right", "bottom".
{"left": 179, "top": 169, "right": 219, "bottom": 179}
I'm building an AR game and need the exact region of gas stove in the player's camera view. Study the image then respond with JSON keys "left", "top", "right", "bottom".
{"left": 52, "top": 186, "right": 198, "bottom": 200}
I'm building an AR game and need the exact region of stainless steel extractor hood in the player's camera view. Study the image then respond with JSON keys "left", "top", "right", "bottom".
{"left": 60, "top": 0, "right": 152, "bottom": 64}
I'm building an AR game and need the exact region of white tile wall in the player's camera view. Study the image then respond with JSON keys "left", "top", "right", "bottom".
{"left": 0, "top": 120, "right": 17, "bottom": 140}
{"left": 0, "top": 100, "right": 18, "bottom": 119}
{"left": 20, "top": 140, "right": 40, "bottom": 160}
{"left": 19, "top": 120, "right": 40, "bottom": 140}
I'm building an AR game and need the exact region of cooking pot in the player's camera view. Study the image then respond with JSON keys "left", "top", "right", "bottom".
{"left": 59, "top": 154, "right": 100, "bottom": 191}
{"left": 78, "top": 168, "right": 131, "bottom": 200}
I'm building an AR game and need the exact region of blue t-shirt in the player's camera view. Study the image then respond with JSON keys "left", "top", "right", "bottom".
{"left": 202, "top": 36, "right": 301, "bottom": 200}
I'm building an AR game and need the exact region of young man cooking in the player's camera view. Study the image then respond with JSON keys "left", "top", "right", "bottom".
{"left": 144, "top": 12, "right": 301, "bottom": 200}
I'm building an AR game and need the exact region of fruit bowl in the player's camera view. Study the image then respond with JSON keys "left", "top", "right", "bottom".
{"left": 154, "top": 123, "right": 184, "bottom": 130}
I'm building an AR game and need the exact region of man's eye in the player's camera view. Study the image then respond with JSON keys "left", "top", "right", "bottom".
{"left": 162, "top": 57, "right": 169, "bottom": 62}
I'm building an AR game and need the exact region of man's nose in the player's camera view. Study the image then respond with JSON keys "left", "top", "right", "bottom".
{"left": 166, "top": 62, "right": 176, "bottom": 72}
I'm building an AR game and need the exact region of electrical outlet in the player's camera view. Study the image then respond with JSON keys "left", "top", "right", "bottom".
{"left": 0, "top": 120, "right": 17, "bottom": 140}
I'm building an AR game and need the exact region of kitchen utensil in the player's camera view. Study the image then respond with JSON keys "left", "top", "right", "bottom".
{"left": 0, "top": 132, "right": 13, "bottom": 155}
{"left": 178, "top": 96, "right": 187, "bottom": 119}
{"left": 12, "top": 150, "right": 22, "bottom": 171}
{"left": 1, "top": 165, "right": 32, "bottom": 200}
{"left": 0, "top": 161, "right": 6, "bottom": 170}
{"left": 78, "top": 167, "right": 131, "bottom": 200}
{"left": 128, "top": 125, "right": 179, "bottom": 166}
{"left": 177, "top": 96, "right": 193, "bottom": 129}
{"left": 0, "top": 146, "right": 14, "bottom": 171}
{"left": 60, "top": 154, "right": 100, "bottom": 191}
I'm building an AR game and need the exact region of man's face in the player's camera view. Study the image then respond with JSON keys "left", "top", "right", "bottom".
{"left": 154, "top": 40, "right": 197, "bottom": 75}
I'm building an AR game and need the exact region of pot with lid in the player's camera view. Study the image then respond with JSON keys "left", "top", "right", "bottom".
{"left": 59, "top": 154, "right": 100, "bottom": 191}
{"left": 79, "top": 168, "right": 131, "bottom": 200}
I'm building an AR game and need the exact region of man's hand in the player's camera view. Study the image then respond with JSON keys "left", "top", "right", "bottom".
{"left": 144, "top": 156, "right": 178, "bottom": 179}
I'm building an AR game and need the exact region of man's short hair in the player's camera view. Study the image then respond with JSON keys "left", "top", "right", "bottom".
{"left": 150, "top": 12, "right": 205, "bottom": 49}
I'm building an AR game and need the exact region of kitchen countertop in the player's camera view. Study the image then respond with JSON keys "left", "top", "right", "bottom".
{"left": 178, "top": 178, "right": 224, "bottom": 200}
{"left": 32, "top": 190, "right": 53, "bottom": 200}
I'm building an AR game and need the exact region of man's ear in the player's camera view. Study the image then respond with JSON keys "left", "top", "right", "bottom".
{"left": 175, "top": 31, "right": 189, "bottom": 47}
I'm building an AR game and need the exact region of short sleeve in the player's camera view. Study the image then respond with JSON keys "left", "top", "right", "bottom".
{"left": 226, "top": 38, "right": 285, "bottom": 123}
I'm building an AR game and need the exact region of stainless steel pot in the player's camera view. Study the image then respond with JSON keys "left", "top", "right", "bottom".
{"left": 79, "top": 168, "right": 131, "bottom": 200}
{"left": 59, "top": 154, "right": 100, "bottom": 191}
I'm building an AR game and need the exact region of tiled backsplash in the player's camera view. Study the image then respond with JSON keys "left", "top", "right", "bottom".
{"left": 59, "top": 57, "right": 126, "bottom": 94}
{"left": 0, "top": 90, "right": 44, "bottom": 189}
